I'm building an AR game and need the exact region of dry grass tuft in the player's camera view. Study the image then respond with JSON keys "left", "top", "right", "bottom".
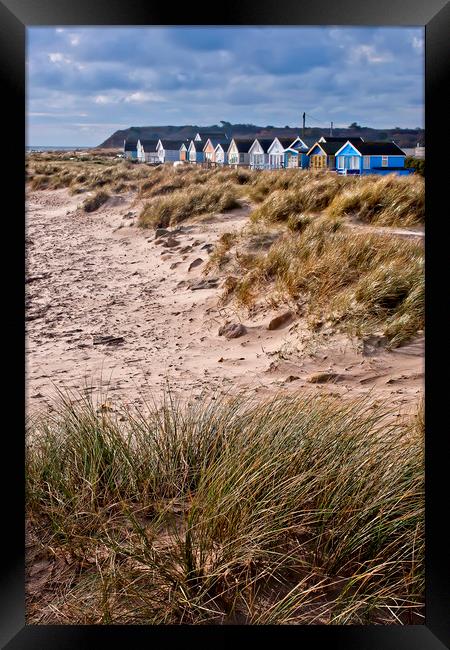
{"left": 204, "top": 231, "right": 239, "bottom": 272}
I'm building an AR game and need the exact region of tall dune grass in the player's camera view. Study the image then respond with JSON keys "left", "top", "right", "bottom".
{"left": 214, "top": 215, "right": 423, "bottom": 347}
{"left": 249, "top": 170, "right": 352, "bottom": 211}
{"left": 326, "top": 174, "right": 425, "bottom": 227}
{"left": 27, "top": 157, "right": 150, "bottom": 195}
{"left": 27, "top": 155, "right": 424, "bottom": 231}
{"left": 26, "top": 389, "right": 424, "bottom": 625}
{"left": 26, "top": 156, "right": 253, "bottom": 213}
{"left": 138, "top": 183, "right": 241, "bottom": 229}
{"left": 249, "top": 171, "right": 424, "bottom": 228}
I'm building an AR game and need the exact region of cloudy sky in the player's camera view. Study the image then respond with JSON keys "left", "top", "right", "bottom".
{"left": 27, "top": 26, "right": 424, "bottom": 146}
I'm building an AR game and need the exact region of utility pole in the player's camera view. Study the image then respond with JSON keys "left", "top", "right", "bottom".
{"left": 302, "top": 112, "right": 306, "bottom": 139}
{"left": 330, "top": 121, "right": 333, "bottom": 137}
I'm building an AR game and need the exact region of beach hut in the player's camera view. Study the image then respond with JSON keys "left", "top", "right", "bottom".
{"left": 188, "top": 131, "right": 228, "bottom": 163}
{"left": 334, "top": 140, "right": 410, "bottom": 175}
{"left": 137, "top": 139, "right": 159, "bottom": 163}
{"left": 203, "top": 136, "right": 229, "bottom": 164}
{"left": 123, "top": 138, "right": 138, "bottom": 160}
{"left": 187, "top": 139, "right": 205, "bottom": 164}
{"left": 266, "top": 136, "right": 308, "bottom": 169}
{"left": 306, "top": 137, "right": 364, "bottom": 171}
{"left": 214, "top": 142, "right": 229, "bottom": 165}
{"left": 227, "top": 139, "right": 254, "bottom": 168}
{"left": 248, "top": 138, "right": 272, "bottom": 169}
{"left": 267, "top": 137, "right": 291, "bottom": 169}
{"left": 284, "top": 137, "right": 310, "bottom": 168}
{"left": 156, "top": 139, "right": 186, "bottom": 163}
{"left": 179, "top": 142, "right": 188, "bottom": 162}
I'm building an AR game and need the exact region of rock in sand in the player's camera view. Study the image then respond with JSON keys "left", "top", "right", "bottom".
{"left": 267, "top": 310, "right": 293, "bottom": 330}
{"left": 155, "top": 228, "right": 171, "bottom": 239}
{"left": 189, "top": 278, "right": 219, "bottom": 290}
{"left": 161, "top": 237, "right": 179, "bottom": 248}
{"left": 218, "top": 322, "right": 247, "bottom": 339}
{"left": 188, "top": 258, "right": 204, "bottom": 271}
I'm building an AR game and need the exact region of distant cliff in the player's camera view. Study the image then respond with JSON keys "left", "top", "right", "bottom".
{"left": 98, "top": 123, "right": 425, "bottom": 150}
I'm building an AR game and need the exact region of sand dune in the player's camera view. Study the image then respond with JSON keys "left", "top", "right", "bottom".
{"left": 26, "top": 188, "right": 423, "bottom": 417}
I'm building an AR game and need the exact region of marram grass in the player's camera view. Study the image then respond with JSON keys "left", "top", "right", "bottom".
{"left": 27, "top": 156, "right": 424, "bottom": 230}
{"left": 247, "top": 169, "right": 424, "bottom": 229}
{"left": 212, "top": 214, "right": 424, "bottom": 347}
{"left": 138, "top": 183, "right": 241, "bottom": 229}
{"left": 26, "top": 388, "right": 424, "bottom": 625}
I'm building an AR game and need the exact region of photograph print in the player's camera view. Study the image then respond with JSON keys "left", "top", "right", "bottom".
{"left": 25, "top": 25, "right": 425, "bottom": 626}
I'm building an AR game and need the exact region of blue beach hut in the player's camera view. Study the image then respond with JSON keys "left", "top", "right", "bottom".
{"left": 335, "top": 140, "right": 411, "bottom": 175}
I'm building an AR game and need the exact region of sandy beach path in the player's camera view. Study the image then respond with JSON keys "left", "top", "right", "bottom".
{"left": 26, "top": 188, "right": 423, "bottom": 416}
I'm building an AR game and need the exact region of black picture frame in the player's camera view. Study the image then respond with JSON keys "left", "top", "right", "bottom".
{"left": 1, "top": 0, "right": 448, "bottom": 647}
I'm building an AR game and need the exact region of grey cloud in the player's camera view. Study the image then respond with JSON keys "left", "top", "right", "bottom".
{"left": 27, "top": 26, "right": 424, "bottom": 145}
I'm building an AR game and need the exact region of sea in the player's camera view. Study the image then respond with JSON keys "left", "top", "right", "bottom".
{"left": 26, "top": 146, "right": 92, "bottom": 152}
